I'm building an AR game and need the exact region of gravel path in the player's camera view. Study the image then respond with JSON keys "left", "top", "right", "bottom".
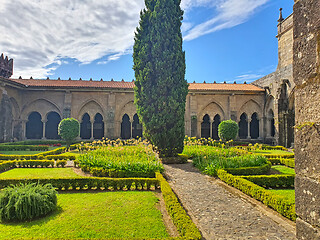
{"left": 164, "top": 163, "right": 296, "bottom": 240}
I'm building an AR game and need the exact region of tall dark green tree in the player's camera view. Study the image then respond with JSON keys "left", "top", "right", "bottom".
{"left": 133, "top": 0, "right": 188, "bottom": 157}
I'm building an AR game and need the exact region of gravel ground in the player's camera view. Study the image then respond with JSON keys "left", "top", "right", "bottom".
{"left": 164, "top": 162, "right": 296, "bottom": 240}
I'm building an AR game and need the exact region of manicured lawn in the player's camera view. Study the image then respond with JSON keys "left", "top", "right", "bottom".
{"left": 0, "top": 168, "right": 81, "bottom": 179}
{"left": 0, "top": 192, "right": 169, "bottom": 239}
{"left": 271, "top": 165, "right": 295, "bottom": 175}
{"left": 269, "top": 189, "right": 295, "bottom": 203}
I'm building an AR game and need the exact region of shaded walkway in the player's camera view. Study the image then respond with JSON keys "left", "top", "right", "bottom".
{"left": 164, "top": 163, "right": 296, "bottom": 240}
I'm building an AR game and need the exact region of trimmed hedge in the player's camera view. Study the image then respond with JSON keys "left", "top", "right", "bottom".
{"left": 241, "top": 175, "right": 295, "bottom": 189}
{"left": 0, "top": 177, "right": 159, "bottom": 191}
{"left": 268, "top": 158, "right": 295, "bottom": 168}
{"left": 217, "top": 169, "right": 296, "bottom": 221}
{"left": 0, "top": 145, "right": 49, "bottom": 151}
{"left": 156, "top": 172, "right": 202, "bottom": 239}
{"left": 224, "top": 162, "right": 272, "bottom": 176}
{"left": 264, "top": 154, "right": 294, "bottom": 159}
{"left": 16, "top": 160, "right": 55, "bottom": 168}
{"left": 261, "top": 145, "right": 287, "bottom": 151}
{"left": 45, "top": 155, "right": 76, "bottom": 161}
{"left": 0, "top": 161, "right": 16, "bottom": 172}
{"left": 56, "top": 160, "right": 67, "bottom": 168}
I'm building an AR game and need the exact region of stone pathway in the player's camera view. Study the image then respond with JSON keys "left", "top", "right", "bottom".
{"left": 164, "top": 163, "right": 296, "bottom": 240}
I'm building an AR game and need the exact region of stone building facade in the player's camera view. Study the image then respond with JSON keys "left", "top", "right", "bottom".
{"left": 293, "top": 0, "right": 320, "bottom": 238}
{"left": 253, "top": 10, "right": 295, "bottom": 148}
{"left": 0, "top": 10, "right": 295, "bottom": 144}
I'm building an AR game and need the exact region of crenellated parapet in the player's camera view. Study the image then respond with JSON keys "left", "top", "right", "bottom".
{"left": 0, "top": 53, "right": 13, "bottom": 78}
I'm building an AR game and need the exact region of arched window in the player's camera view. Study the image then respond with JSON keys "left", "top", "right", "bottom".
{"left": 26, "top": 112, "right": 43, "bottom": 139}
{"left": 93, "top": 113, "right": 104, "bottom": 139}
{"left": 238, "top": 113, "right": 248, "bottom": 139}
{"left": 80, "top": 113, "right": 91, "bottom": 139}
{"left": 121, "top": 114, "right": 131, "bottom": 139}
{"left": 45, "top": 112, "right": 61, "bottom": 139}
{"left": 250, "top": 113, "right": 259, "bottom": 139}
{"left": 201, "top": 114, "right": 210, "bottom": 138}
{"left": 212, "top": 114, "right": 221, "bottom": 140}
{"left": 132, "top": 114, "right": 142, "bottom": 138}
{"left": 269, "top": 110, "right": 275, "bottom": 137}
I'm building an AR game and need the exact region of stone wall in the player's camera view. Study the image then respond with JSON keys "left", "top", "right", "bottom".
{"left": 253, "top": 11, "right": 295, "bottom": 147}
{"left": 293, "top": 0, "right": 320, "bottom": 239}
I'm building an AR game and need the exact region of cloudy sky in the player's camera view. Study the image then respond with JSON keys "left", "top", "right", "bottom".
{"left": 0, "top": 0, "right": 293, "bottom": 83}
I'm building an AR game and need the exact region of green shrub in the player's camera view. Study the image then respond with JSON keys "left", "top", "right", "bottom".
{"left": 0, "top": 145, "right": 49, "bottom": 151}
{"left": 217, "top": 169, "right": 296, "bottom": 220}
{"left": 16, "top": 160, "right": 55, "bottom": 168}
{"left": 78, "top": 145, "right": 164, "bottom": 178}
{"left": 58, "top": 118, "right": 80, "bottom": 148}
{"left": 0, "top": 183, "right": 57, "bottom": 222}
{"left": 218, "top": 120, "right": 239, "bottom": 141}
{"left": 241, "top": 175, "right": 295, "bottom": 189}
{"left": 225, "top": 162, "right": 271, "bottom": 175}
{"left": 156, "top": 173, "right": 202, "bottom": 239}
{"left": 0, "top": 161, "right": 16, "bottom": 173}
{"left": 0, "top": 177, "right": 159, "bottom": 191}
{"left": 56, "top": 160, "right": 67, "bottom": 168}
{"left": 45, "top": 154, "right": 76, "bottom": 161}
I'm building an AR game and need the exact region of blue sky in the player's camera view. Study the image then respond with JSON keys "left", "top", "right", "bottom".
{"left": 1, "top": 0, "right": 293, "bottom": 83}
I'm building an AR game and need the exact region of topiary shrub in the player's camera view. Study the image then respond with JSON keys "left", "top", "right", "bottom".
{"left": 58, "top": 118, "right": 80, "bottom": 149}
{"left": 218, "top": 120, "right": 239, "bottom": 141}
{"left": 0, "top": 183, "right": 57, "bottom": 222}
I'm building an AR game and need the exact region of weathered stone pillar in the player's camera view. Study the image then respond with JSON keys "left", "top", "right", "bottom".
{"left": 90, "top": 122, "right": 94, "bottom": 140}
{"left": 293, "top": 0, "right": 320, "bottom": 238}
{"left": 258, "top": 117, "right": 264, "bottom": 140}
{"left": 106, "top": 93, "right": 115, "bottom": 139}
{"left": 41, "top": 120, "right": 46, "bottom": 140}
{"left": 247, "top": 120, "right": 251, "bottom": 139}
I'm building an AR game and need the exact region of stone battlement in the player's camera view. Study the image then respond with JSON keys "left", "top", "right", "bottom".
{"left": 0, "top": 53, "right": 13, "bottom": 78}
{"left": 277, "top": 13, "right": 293, "bottom": 38}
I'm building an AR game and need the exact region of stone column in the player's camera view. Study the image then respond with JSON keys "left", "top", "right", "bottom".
{"left": 209, "top": 118, "right": 212, "bottom": 138}
{"left": 293, "top": 0, "right": 320, "bottom": 239}
{"left": 247, "top": 120, "right": 251, "bottom": 139}
{"left": 258, "top": 117, "right": 264, "bottom": 140}
{"left": 42, "top": 120, "right": 47, "bottom": 140}
{"left": 21, "top": 120, "right": 27, "bottom": 140}
{"left": 90, "top": 122, "right": 94, "bottom": 140}
{"left": 197, "top": 120, "right": 202, "bottom": 138}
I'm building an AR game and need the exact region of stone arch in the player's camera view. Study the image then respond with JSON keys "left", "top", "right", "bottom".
{"left": 78, "top": 99, "right": 104, "bottom": 120}
{"left": 26, "top": 112, "right": 43, "bottom": 139}
{"left": 93, "top": 113, "right": 104, "bottom": 139}
{"left": 201, "top": 114, "right": 210, "bottom": 138}
{"left": 121, "top": 114, "right": 131, "bottom": 139}
{"left": 80, "top": 113, "right": 91, "bottom": 139}
{"left": 21, "top": 98, "right": 61, "bottom": 121}
{"left": 9, "top": 97, "right": 20, "bottom": 120}
{"left": 250, "top": 112, "right": 260, "bottom": 139}
{"left": 45, "top": 111, "right": 61, "bottom": 139}
{"left": 117, "top": 101, "right": 137, "bottom": 123}
{"left": 238, "top": 113, "right": 248, "bottom": 139}
{"left": 198, "top": 101, "right": 225, "bottom": 121}
{"left": 238, "top": 99, "right": 262, "bottom": 120}
{"left": 132, "top": 113, "right": 142, "bottom": 138}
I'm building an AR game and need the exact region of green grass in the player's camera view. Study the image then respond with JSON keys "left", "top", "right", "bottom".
{"left": 0, "top": 168, "right": 80, "bottom": 179}
{"left": 269, "top": 189, "right": 295, "bottom": 203}
{"left": 0, "top": 147, "right": 61, "bottom": 155}
{"left": 271, "top": 165, "right": 295, "bottom": 175}
{"left": 0, "top": 192, "right": 169, "bottom": 239}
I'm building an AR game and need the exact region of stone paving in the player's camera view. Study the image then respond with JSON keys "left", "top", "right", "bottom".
{"left": 164, "top": 162, "right": 296, "bottom": 240}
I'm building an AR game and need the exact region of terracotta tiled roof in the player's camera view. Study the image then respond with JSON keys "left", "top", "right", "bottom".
{"left": 7, "top": 78, "right": 264, "bottom": 92}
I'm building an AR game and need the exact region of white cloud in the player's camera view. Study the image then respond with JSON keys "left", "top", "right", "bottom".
{"left": 183, "top": 0, "right": 269, "bottom": 41}
{"left": 0, "top": 0, "right": 268, "bottom": 78}
{"left": 1, "top": 0, "right": 145, "bottom": 78}
{"left": 235, "top": 73, "right": 264, "bottom": 83}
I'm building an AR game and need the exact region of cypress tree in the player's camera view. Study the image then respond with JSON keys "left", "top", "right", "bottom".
{"left": 133, "top": 0, "right": 188, "bottom": 157}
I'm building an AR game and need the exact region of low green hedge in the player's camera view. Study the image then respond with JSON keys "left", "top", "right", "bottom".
{"left": 0, "top": 161, "right": 16, "bottom": 172}
{"left": 45, "top": 155, "right": 76, "bottom": 160}
{"left": 0, "top": 177, "right": 159, "bottom": 191}
{"left": 0, "top": 145, "right": 49, "bottom": 151}
{"left": 16, "top": 160, "right": 55, "bottom": 168}
{"left": 156, "top": 172, "right": 202, "bottom": 239}
{"left": 86, "top": 166, "right": 156, "bottom": 178}
{"left": 264, "top": 154, "right": 294, "bottom": 159}
{"left": 241, "top": 175, "right": 295, "bottom": 189}
{"left": 224, "top": 162, "right": 271, "bottom": 175}
{"left": 261, "top": 145, "right": 287, "bottom": 151}
{"left": 56, "top": 160, "right": 67, "bottom": 168}
{"left": 268, "top": 158, "right": 295, "bottom": 168}
{"left": 217, "top": 169, "right": 296, "bottom": 221}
